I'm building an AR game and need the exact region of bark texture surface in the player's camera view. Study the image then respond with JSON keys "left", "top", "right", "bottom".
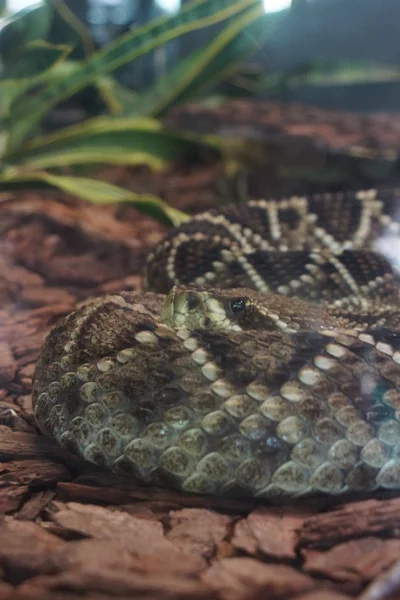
{"left": 2, "top": 100, "right": 400, "bottom": 600}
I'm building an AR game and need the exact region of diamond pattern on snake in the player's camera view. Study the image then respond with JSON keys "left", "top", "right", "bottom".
{"left": 33, "top": 188, "right": 400, "bottom": 498}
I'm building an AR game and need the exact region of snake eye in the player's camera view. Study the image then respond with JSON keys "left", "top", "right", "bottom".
{"left": 226, "top": 298, "right": 246, "bottom": 317}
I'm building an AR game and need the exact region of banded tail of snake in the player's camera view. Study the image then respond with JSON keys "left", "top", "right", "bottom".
{"left": 32, "top": 188, "right": 400, "bottom": 498}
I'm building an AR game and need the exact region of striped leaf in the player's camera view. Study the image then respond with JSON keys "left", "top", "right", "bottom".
{"left": 128, "top": 8, "right": 282, "bottom": 118}
{"left": 5, "top": 116, "right": 220, "bottom": 170}
{"left": 0, "top": 42, "right": 72, "bottom": 118}
{"left": 0, "top": 3, "right": 52, "bottom": 62}
{"left": 0, "top": 169, "right": 188, "bottom": 226}
{"left": 5, "top": 0, "right": 261, "bottom": 151}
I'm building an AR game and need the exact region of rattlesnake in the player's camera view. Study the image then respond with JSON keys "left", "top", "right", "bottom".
{"left": 32, "top": 188, "right": 400, "bottom": 498}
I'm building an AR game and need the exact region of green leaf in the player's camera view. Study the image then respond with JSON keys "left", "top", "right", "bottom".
{"left": 0, "top": 130, "right": 8, "bottom": 158}
{"left": 96, "top": 79, "right": 140, "bottom": 116}
{"left": 37, "top": 60, "right": 141, "bottom": 116}
{"left": 256, "top": 60, "right": 400, "bottom": 95}
{"left": 49, "top": 0, "right": 95, "bottom": 57}
{"left": 0, "top": 169, "right": 188, "bottom": 226}
{"left": 0, "top": 3, "right": 53, "bottom": 62}
{"left": 6, "top": 0, "right": 261, "bottom": 150}
{"left": 0, "top": 80, "right": 26, "bottom": 121}
{"left": 5, "top": 116, "right": 221, "bottom": 170}
{"left": 0, "top": 42, "right": 72, "bottom": 118}
{"left": 3, "top": 53, "right": 139, "bottom": 117}
{"left": 1, "top": 39, "right": 72, "bottom": 81}
{"left": 129, "top": 7, "right": 281, "bottom": 118}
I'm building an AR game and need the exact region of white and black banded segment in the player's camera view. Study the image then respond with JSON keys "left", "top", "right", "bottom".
{"left": 145, "top": 188, "right": 400, "bottom": 298}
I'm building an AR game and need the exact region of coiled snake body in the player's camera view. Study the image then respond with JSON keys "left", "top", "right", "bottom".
{"left": 33, "top": 189, "right": 400, "bottom": 498}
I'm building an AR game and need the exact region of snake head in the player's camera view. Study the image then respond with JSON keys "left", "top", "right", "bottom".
{"left": 161, "top": 285, "right": 344, "bottom": 334}
{"left": 161, "top": 285, "right": 285, "bottom": 332}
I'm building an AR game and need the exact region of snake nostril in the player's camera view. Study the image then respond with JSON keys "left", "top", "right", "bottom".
{"left": 186, "top": 293, "right": 199, "bottom": 311}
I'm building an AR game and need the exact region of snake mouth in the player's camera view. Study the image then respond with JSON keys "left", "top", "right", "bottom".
{"left": 161, "top": 287, "right": 242, "bottom": 331}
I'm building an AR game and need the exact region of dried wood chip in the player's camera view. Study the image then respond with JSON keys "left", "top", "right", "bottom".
{"left": 167, "top": 508, "right": 232, "bottom": 558}
{"left": 56, "top": 481, "right": 258, "bottom": 513}
{"left": 359, "top": 559, "right": 400, "bottom": 600}
{"left": 18, "top": 568, "right": 216, "bottom": 600}
{"left": 167, "top": 100, "right": 400, "bottom": 158}
{"left": 15, "top": 490, "right": 55, "bottom": 521}
{"left": 56, "top": 538, "right": 205, "bottom": 576}
{"left": 51, "top": 502, "right": 183, "bottom": 557}
{"left": 0, "top": 430, "right": 86, "bottom": 471}
{"left": 299, "top": 498, "right": 400, "bottom": 547}
{"left": 0, "top": 582, "right": 15, "bottom": 596}
{"left": 0, "top": 343, "right": 16, "bottom": 385}
{"left": 56, "top": 481, "right": 148, "bottom": 505}
{"left": 97, "top": 275, "right": 142, "bottom": 295}
{"left": 232, "top": 507, "right": 310, "bottom": 560}
{"left": 1, "top": 458, "right": 71, "bottom": 491}
{"left": 19, "top": 286, "right": 76, "bottom": 308}
{"left": 202, "top": 557, "right": 316, "bottom": 600}
{"left": 296, "top": 593, "right": 352, "bottom": 600}
{"left": 0, "top": 519, "right": 65, "bottom": 583}
{"left": 0, "top": 404, "right": 33, "bottom": 432}
{"left": 0, "top": 303, "right": 71, "bottom": 366}
{"left": 302, "top": 537, "right": 400, "bottom": 583}
{"left": 0, "top": 483, "right": 29, "bottom": 514}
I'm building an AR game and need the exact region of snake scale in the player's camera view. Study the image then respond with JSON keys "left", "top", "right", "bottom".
{"left": 33, "top": 188, "right": 400, "bottom": 498}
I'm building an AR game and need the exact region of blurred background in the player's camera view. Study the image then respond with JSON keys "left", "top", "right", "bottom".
{"left": 0, "top": 0, "right": 399, "bottom": 219}
{"left": 2, "top": 0, "right": 400, "bottom": 116}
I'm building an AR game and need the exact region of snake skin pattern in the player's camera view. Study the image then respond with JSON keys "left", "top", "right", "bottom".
{"left": 33, "top": 188, "right": 400, "bottom": 498}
